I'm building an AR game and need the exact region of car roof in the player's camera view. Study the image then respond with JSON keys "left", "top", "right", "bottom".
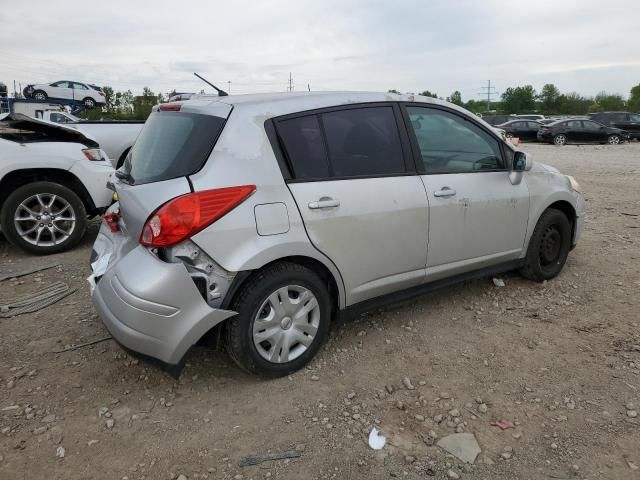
{"left": 186, "top": 91, "right": 467, "bottom": 118}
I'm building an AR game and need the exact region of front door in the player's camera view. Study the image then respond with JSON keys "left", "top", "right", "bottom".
{"left": 403, "top": 105, "right": 530, "bottom": 280}
{"left": 275, "top": 105, "right": 429, "bottom": 305}
{"left": 581, "top": 120, "right": 608, "bottom": 143}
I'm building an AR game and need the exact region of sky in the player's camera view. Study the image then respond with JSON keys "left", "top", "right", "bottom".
{"left": 1, "top": 0, "right": 639, "bottom": 101}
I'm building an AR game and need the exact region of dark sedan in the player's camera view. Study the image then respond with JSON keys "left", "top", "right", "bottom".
{"left": 537, "top": 119, "right": 630, "bottom": 145}
{"left": 497, "top": 120, "right": 542, "bottom": 141}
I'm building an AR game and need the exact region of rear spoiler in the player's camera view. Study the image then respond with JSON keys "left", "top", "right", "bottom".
{"left": 0, "top": 112, "right": 99, "bottom": 147}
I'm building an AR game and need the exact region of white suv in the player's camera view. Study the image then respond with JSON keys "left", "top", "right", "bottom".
{"left": 90, "top": 92, "right": 585, "bottom": 377}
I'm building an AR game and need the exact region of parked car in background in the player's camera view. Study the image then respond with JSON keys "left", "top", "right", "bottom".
{"left": 482, "top": 114, "right": 516, "bottom": 126}
{"left": 538, "top": 118, "right": 558, "bottom": 125}
{"left": 516, "top": 114, "right": 545, "bottom": 121}
{"left": 0, "top": 113, "right": 114, "bottom": 254}
{"left": 538, "top": 119, "right": 630, "bottom": 145}
{"left": 90, "top": 92, "right": 585, "bottom": 377}
{"left": 497, "top": 120, "right": 542, "bottom": 141}
{"left": 23, "top": 81, "right": 106, "bottom": 108}
{"left": 37, "top": 111, "right": 143, "bottom": 168}
{"left": 588, "top": 111, "right": 640, "bottom": 140}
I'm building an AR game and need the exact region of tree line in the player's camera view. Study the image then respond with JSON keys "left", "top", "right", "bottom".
{"left": 77, "top": 86, "right": 171, "bottom": 120}
{"left": 389, "top": 83, "right": 640, "bottom": 115}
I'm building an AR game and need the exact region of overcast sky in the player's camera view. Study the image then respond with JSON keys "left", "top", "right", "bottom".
{"left": 2, "top": 0, "right": 638, "bottom": 101}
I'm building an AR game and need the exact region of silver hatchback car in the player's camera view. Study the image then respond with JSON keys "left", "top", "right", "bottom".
{"left": 90, "top": 92, "right": 585, "bottom": 377}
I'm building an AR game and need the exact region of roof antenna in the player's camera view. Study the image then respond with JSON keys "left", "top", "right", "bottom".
{"left": 194, "top": 72, "right": 228, "bottom": 96}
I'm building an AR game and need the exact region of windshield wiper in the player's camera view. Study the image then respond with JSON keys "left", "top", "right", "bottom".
{"left": 115, "top": 169, "right": 135, "bottom": 185}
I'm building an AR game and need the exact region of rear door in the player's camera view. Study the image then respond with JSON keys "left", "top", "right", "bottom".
{"left": 277, "top": 104, "right": 429, "bottom": 305}
{"left": 526, "top": 121, "right": 541, "bottom": 140}
{"left": 403, "top": 105, "right": 529, "bottom": 280}
{"left": 564, "top": 120, "right": 583, "bottom": 143}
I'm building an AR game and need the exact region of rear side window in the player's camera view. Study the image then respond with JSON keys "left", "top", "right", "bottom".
{"left": 123, "top": 112, "right": 225, "bottom": 185}
{"left": 276, "top": 115, "right": 329, "bottom": 179}
{"left": 276, "top": 106, "right": 406, "bottom": 180}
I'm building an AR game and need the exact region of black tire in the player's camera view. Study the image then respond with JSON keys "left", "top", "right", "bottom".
{"left": 32, "top": 90, "right": 47, "bottom": 101}
{"left": 83, "top": 98, "right": 96, "bottom": 108}
{"left": 225, "top": 262, "right": 332, "bottom": 377}
{"left": 0, "top": 182, "right": 87, "bottom": 255}
{"left": 520, "top": 208, "right": 572, "bottom": 282}
{"left": 607, "top": 134, "right": 621, "bottom": 145}
{"left": 553, "top": 134, "right": 567, "bottom": 146}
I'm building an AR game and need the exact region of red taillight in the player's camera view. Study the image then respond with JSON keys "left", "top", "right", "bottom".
{"left": 140, "top": 186, "right": 256, "bottom": 247}
{"left": 104, "top": 210, "right": 121, "bottom": 232}
{"left": 159, "top": 102, "right": 182, "bottom": 111}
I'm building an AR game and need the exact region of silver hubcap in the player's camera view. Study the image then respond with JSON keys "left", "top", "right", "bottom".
{"left": 609, "top": 136, "right": 619, "bottom": 144}
{"left": 253, "top": 285, "right": 321, "bottom": 363}
{"left": 555, "top": 135, "right": 566, "bottom": 145}
{"left": 14, "top": 193, "right": 76, "bottom": 247}
{"left": 34, "top": 92, "right": 45, "bottom": 100}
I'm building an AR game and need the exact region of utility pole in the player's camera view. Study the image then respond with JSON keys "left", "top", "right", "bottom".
{"left": 478, "top": 80, "right": 499, "bottom": 111}
{"left": 308, "top": 83, "right": 310, "bottom": 92}
{"left": 287, "top": 72, "right": 294, "bottom": 92}
{"left": 227, "top": 81, "right": 231, "bottom": 95}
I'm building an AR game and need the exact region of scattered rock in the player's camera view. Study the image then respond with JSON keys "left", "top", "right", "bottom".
{"left": 87, "top": 440, "right": 99, "bottom": 446}
{"left": 447, "top": 469, "right": 460, "bottom": 479}
{"left": 177, "top": 475, "right": 188, "bottom": 480}
{"left": 106, "top": 419, "right": 115, "bottom": 429}
{"left": 55, "top": 446, "right": 65, "bottom": 459}
{"left": 385, "top": 385, "right": 394, "bottom": 394}
{"left": 402, "top": 377, "right": 415, "bottom": 390}
{"left": 311, "top": 375, "right": 319, "bottom": 381}
{"left": 627, "top": 410, "right": 638, "bottom": 418}
{"left": 437, "top": 433, "right": 481, "bottom": 464}
{"left": 415, "top": 414, "right": 425, "bottom": 422}
{"left": 42, "top": 414, "right": 56, "bottom": 424}
{"left": 448, "top": 408, "right": 460, "bottom": 418}
{"left": 478, "top": 404, "right": 488, "bottom": 414}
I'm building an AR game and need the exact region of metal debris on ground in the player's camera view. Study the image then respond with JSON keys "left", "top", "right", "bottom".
{"left": 368, "top": 427, "right": 386, "bottom": 450}
{"left": 0, "top": 281, "right": 75, "bottom": 318}
{"left": 0, "top": 263, "right": 61, "bottom": 282}
{"left": 492, "top": 278, "right": 505, "bottom": 287}
{"left": 239, "top": 449, "right": 303, "bottom": 467}
{"left": 53, "top": 336, "right": 112, "bottom": 353}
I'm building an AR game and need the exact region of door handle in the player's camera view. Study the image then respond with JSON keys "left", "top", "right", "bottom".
{"left": 308, "top": 197, "right": 340, "bottom": 209}
{"left": 433, "top": 187, "right": 456, "bottom": 198}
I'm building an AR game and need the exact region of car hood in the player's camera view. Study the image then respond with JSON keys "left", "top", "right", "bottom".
{"left": 0, "top": 112, "right": 99, "bottom": 147}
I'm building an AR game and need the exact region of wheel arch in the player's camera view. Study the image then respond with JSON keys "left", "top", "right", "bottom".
{"left": 0, "top": 168, "right": 98, "bottom": 216}
{"left": 524, "top": 198, "right": 577, "bottom": 255}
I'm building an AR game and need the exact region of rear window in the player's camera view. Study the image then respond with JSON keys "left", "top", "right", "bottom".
{"left": 122, "top": 112, "right": 226, "bottom": 185}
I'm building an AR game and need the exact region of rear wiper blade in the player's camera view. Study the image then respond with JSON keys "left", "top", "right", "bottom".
{"left": 115, "top": 169, "right": 134, "bottom": 184}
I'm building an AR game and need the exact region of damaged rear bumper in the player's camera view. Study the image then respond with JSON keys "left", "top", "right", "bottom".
{"left": 92, "top": 238, "right": 237, "bottom": 367}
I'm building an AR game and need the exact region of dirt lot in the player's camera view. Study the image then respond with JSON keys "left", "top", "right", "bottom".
{"left": 1, "top": 142, "right": 639, "bottom": 480}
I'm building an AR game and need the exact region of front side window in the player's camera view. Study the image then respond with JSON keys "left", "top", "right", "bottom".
{"left": 527, "top": 122, "right": 541, "bottom": 129}
{"left": 50, "top": 113, "right": 67, "bottom": 123}
{"left": 406, "top": 106, "right": 503, "bottom": 174}
{"left": 629, "top": 114, "right": 640, "bottom": 122}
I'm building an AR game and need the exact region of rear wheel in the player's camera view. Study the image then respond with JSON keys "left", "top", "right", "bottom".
{"left": 553, "top": 134, "right": 567, "bottom": 146}
{"left": 225, "top": 262, "right": 331, "bottom": 377}
{"left": 83, "top": 97, "right": 96, "bottom": 108}
{"left": 520, "top": 208, "right": 571, "bottom": 281}
{"left": 33, "top": 90, "right": 47, "bottom": 101}
{"left": 0, "top": 182, "right": 87, "bottom": 255}
{"left": 607, "top": 134, "right": 621, "bottom": 145}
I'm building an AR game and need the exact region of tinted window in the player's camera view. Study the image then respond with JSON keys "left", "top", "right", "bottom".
{"left": 527, "top": 122, "right": 541, "bottom": 129}
{"left": 510, "top": 121, "right": 525, "bottom": 128}
{"left": 51, "top": 81, "right": 70, "bottom": 88}
{"left": 50, "top": 113, "right": 69, "bottom": 124}
{"left": 630, "top": 114, "right": 640, "bottom": 122}
{"left": 407, "top": 107, "right": 503, "bottom": 173}
{"left": 122, "top": 112, "right": 226, "bottom": 185}
{"left": 582, "top": 120, "right": 601, "bottom": 129}
{"left": 277, "top": 115, "right": 329, "bottom": 179}
{"left": 73, "top": 82, "right": 88, "bottom": 90}
{"left": 566, "top": 120, "right": 582, "bottom": 128}
{"left": 320, "top": 107, "right": 405, "bottom": 177}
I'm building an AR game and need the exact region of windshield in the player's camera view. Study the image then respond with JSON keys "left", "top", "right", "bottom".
{"left": 121, "top": 111, "right": 226, "bottom": 185}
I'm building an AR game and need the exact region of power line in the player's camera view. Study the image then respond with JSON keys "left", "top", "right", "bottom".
{"left": 478, "top": 80, "right": 499, "bottom": 111}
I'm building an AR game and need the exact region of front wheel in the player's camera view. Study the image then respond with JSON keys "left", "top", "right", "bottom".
{"left": 520, "top": 208, "right": 572, "bottom": 281}
{"left": 553, "top": 134, "right": 567, "bottom": 146}
{"left": 607, "top": 134, "right": 621, "bottom": 145}
{"left": 83, "top": 97, "right": 96, "bottom": 108}
{"left": 33, "top": 90, "right": 47, "bottom": 101}
{"left": 225, "top": 262, "right": 331, "bottom": 377}
{"left": 0, "top": 182, "right": 87, "bottom": 255}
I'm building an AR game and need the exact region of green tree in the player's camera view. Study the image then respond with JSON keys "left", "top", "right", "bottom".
{"left": 556, "top": 92, "right": 592, "bottom": 115}
{"left": 447, "top": 91, "right": 463, "bottom": 106}
{"left": 419, "top": 90, "right": 438, "bottom": 98}
{"left": 501, "top": 85, "right": 536, "bottom": 114}
{"left": 538, "top": 83, "right": 561, "bottom": 114}
{"left": 590, "top": 91, "right": 626, "bottom": 112}
{"left": 629, "top": 83, "right": 640, "bottom": 112}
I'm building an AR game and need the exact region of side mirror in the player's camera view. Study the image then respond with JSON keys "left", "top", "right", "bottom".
{"left": 513, "top": 151, "right": 532, "bottom": 172}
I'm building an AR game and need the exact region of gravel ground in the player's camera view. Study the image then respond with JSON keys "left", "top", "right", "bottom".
{"left": 0, "top": 142, "right": 639, "bottom": 480}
